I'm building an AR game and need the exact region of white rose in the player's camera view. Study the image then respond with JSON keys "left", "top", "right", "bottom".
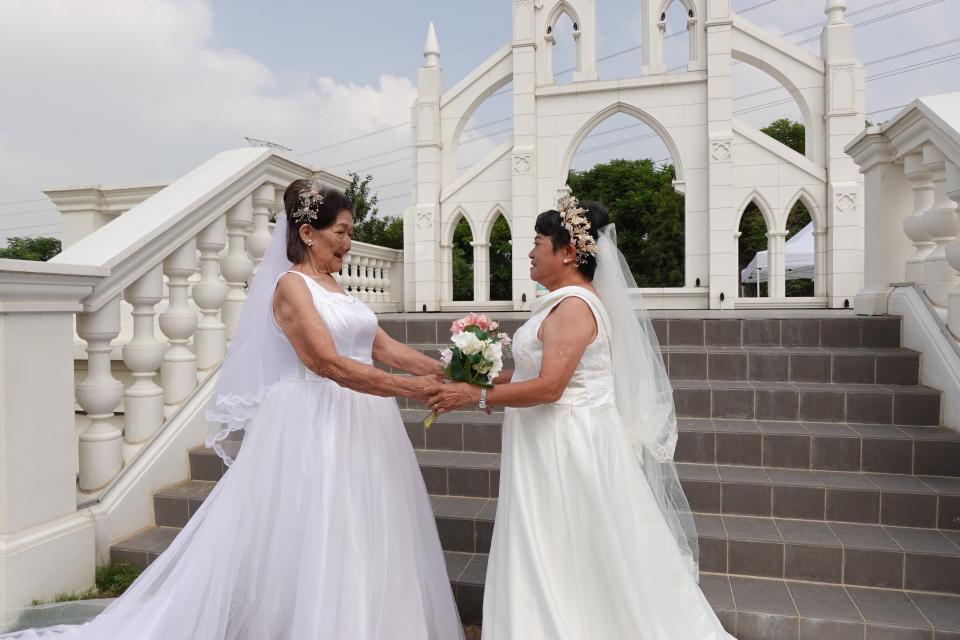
{"left": 482, "top": 341, "right": 503, "bottom": 363}
{"left": 453, "top": 331, "right": 485, "bottom": 355}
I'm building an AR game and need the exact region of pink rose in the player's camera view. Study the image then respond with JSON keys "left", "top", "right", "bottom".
{"left": 476, "top": 314, "right": 498, "bottom": 332}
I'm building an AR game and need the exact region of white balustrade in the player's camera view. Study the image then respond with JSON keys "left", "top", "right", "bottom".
{"left": 76, "top": 295, "right": 124, "bottom": 492}
{"left": 121, "top": 265, "right": 165, "bottom": 445}
{"left": 220, "top": 195, "right": 254, "bottom": 341}
{"left": 903, "top": 152, "right": 936, "bottom": 285}
{"left": 159, "top": 238, "right": 199, "bottom": 404}
{"left": 921, "top": 145, "right": 959, "bottom": 308}
{"left": 357, "top": 256, "right": 370, "bottom": 301}
{"left": 248, "top": 184, "right": 275, "bottom": 274}
{"left": 193, "top": 215, "right": 229, "bottom": 370}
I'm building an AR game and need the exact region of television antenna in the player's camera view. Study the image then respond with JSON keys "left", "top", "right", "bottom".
{"left": 245, "top": 137, "right": 292, "bottom": 152}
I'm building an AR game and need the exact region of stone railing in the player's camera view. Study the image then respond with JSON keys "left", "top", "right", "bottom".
{"left": 849, "top": 92, "right": 960, "bottom": 331}
{"left": 0, "top": 148, "right": 409, "bottom": 608}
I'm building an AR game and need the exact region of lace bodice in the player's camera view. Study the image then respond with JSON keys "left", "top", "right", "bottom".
{"left": 512, "top": 287, "right": 614, "bottom": 407}
{"left": 272, "top": 271, "right": 378, "bottom": 381}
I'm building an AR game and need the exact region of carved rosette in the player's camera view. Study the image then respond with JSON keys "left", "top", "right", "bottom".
{"left": 710, "top": 141, "right": 732, "bottom": 163}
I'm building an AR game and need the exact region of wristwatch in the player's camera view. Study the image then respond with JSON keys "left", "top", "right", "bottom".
{"left": 478, "top": 387, "right": 488, "bottom": 411}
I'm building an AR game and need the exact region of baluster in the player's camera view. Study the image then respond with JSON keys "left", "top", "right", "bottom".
{"left": 345, "top": 254, "right": 359, "bottom": 294}
{"left": 76, "top": 295, "right": 124, "bottom": 491}
{"left": 382, "top": 259, "right": 394, "bottom": 304}
{"left": 220, "top": 195, "right": 254, "bottom": 341}
{"left": 160, "top": 238, "right": 199, "bottom": 404}
{"left": 921, "top": 145, "right": 959, "bottom": 307}
{"left": 944, "top": 161, "right": 960, "bottom": 337}
{"left": 903, "top": 152, "right": 936, "bottom": 285}
{"left": 249, "top": 184, "right": 275, "bottom": 275}
{"left": 193, "top": 215, "right": 229, "bottom": 370}
{"left": 373, "top": 259, "right": 386, "bottom": 303}
{"left": 357, "top": 256, "right": 370, "bottom": 301}
{"left": 121, "top": 265, "right": 165, "bottom": 445}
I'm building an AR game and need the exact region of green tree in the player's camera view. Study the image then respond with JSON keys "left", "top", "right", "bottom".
{"left": 568, "top": 158, "right": 684, "bottom": 287}
{"left": 760, "top": 118, "right": 806, "bottom": 155}
{"left": 452, "top": 217, "right": 474, "bottom": 301}
{"left": 0, "top": 237, "right": 61, "bottom": 261}
{"left": 489, "top": 215, "right": 513, "bottom": 300}
{"left": 344, "top": 172, "right": 404, "bottom": 250}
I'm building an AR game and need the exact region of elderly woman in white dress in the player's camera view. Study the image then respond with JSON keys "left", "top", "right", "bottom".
{"left": 5, "top": 180, "right": 464, "bottom": 640}
{"left": 427, "top": 199, "right": 733, "bottom": 640}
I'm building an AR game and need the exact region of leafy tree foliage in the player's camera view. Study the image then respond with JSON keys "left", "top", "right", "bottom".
{"left": 0, "top": 237, "right": 61, "bottom": 261}
{"left": 452, "top": 217, "right": 474, "bottom": 301}
{"left": 489, "top": 216, "right": 513, "bottom": 300}
{"left": 345, "top": 172, "right": 403, "bottom": 250}
{"left": 738, "top": 119, "right": 814, "bottom": 297}
{"left": 568, "top": 158, "right": 685, "bottom": 287}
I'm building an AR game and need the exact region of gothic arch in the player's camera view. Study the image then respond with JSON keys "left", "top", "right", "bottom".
{"left": 735, "top": 190, "right": 777, "bottom": 233}
{"left": 545, "top": 1, "right": 582, "bottom": 33}
{"left": 443, "top": 206, "right": 478, "bottom": 248}
{"left": 559, "top": 103, "right": 684, "bottom": 187}
{"left": 480, "top": 203, "right": 511, "bottom": 243}
{"left": 784, "top": 186, "right": 825, "bottom": 234}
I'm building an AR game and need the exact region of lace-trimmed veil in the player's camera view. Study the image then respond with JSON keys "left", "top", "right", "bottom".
{"left": 593, "top": 225, "right": 700, "bottom": 580}
{"left": 205, "top": 213, "right": 295, "bottom": 465}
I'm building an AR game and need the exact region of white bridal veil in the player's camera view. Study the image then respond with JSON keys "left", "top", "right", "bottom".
{"left": 593, "top": 225, "right": 700, "bottom": 580}
{"left": 205, "top": 213, "right": 295, "bottom": 465}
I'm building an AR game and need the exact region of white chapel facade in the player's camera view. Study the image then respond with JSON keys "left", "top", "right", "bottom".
{"left": 403, "top": 0, "right": 866, "bottom": 311}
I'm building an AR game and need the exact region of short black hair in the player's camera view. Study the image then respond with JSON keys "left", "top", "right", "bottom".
{"left": 534, "top": 200, "right": 610, "bottom": 281}
{"left": 283, "top": 179, "right": 355, "bottom": 264}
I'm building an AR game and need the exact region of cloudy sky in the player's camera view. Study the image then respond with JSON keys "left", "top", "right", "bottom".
{"left": 0, "top": 0, "right": 957, "bottom": 245}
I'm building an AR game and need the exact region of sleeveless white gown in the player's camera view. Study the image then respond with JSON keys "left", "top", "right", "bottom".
{"left": 482, "top": 287, "right": 733, "bottom": 640}
{"left": 5, "top": 271, "right": 464, "bottom": 640}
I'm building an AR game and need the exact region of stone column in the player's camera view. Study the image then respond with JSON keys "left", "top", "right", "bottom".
{"left": 472, "top": 241, "right": 491, "bottom": 302}
{"left": 511, "top": 0, "right": 539, "bottom": 310}
{"left": 943, "top": 161, "right": 960, "bottom": 337}
{"left": 248, "top": 184, "right": 275, "bottom": 275}
{"left": 921, "top": 145, "right": 959, "bottom": 309}
{"left": 76, "top": 295, "right": 124, "bottom": 491}
{"left": 904, "top": 152, "right": 936, "bottom": 285}
{"left": 0, "top": 263, "right": 105, "bottom": 609}
{"left": 767, "top": 231, "right": 789, "bottom": 298}
{"left": 413, "top": 23, "right": 445, "bottom": 312}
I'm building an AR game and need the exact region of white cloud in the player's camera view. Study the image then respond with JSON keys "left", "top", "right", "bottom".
{"left": 0, "top": 0, "right": 417, "bottom": 238}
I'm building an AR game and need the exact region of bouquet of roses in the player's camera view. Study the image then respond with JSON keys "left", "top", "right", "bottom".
{"left": 423, "top": 313, "right": 513, "bottom": 428}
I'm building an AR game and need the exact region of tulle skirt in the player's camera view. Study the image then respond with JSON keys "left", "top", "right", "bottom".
{"left": 482, "top": 402, "right": 732, "bottom": 640}
{"left": 4, "top": 378, "right": 463, "bottom": 640}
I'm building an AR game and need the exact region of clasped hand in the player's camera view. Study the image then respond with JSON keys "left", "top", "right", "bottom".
{"left": 424, "top": 381, "right": 481, "bottom": 415}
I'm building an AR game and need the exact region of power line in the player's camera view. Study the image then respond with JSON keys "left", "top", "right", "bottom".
{"left": 460, "top": 127, "right": 514, "bottom": 145}
{"left": 866, "top": 104, "right": 908, "bottom": 116}
{"left": 577, "top": 132, "right": 660, "bottom": 155}
{"left": 464, "top": 117, "right": 513, "bottom": 133}
{"left": 780, "top": 0, "right": 906, "bottom": 38}
{"left": 0, "top": 197, "right": 48, "bottom": 207}
{"left": 0, "top": 207, "right": 57, "bottom": 218}
{"left": 864, "top": 37, "right": 960, "bottom": 65}
{"left": 330, "top": 145, "right": 408, "bottom": 169}
{"left": 867, "top": 51, "right": 960, "bottom": 81}
{"left": 379, "top": 192, "right": 411, "bottom": 202}
{"left": 0, "top": 222, "right": 60, "bottom": 234}
{"left": 296, "top": 122, "right": 409, "bottom": 158}
{"left": 354, "top": 156, "right": 411, "bottom": 173}
{"left": 370, "top": 179, "right": 410, "bottom": 190}
{"left": 738, "top": 0, "right": 783, "bottom": 12}
{"left": 794, "top": 0, "right": 943, "bottom": 46}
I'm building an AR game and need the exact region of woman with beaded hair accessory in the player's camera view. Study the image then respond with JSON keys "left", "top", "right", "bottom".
{"left": 426, "top": 198, "right": 734, "bottom": 639}
{"left": 4, "top": 179, "right": 465, "bottom": 640}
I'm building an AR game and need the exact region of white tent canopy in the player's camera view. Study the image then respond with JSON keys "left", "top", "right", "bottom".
{"left": 741, "top": 222, "right": 814, "bottom": 284}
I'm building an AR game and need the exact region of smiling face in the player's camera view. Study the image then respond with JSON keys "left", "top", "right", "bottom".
{"left": 299, "top": 209, "right": 354, "bottom": 273}
{"left": 529, "top": 232, "right": 578, "bottom": 289}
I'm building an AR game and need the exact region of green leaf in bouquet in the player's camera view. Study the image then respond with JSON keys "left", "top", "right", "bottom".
{"left": 450, "top": 347, "right": 466, "bottom": 382}
{"left": 468, "top": 326, "right": 490, "bottom": 341}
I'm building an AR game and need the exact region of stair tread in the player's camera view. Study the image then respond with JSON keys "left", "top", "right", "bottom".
{"left": 441, "top": 551, "right": 960, "bottom": 632}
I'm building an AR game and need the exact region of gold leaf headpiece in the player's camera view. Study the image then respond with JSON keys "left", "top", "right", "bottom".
{"left": 292, "top": 180, "right": 323, "bottom": 225}
{"left": 557, "top": 196, "right": 598, "bottom": 266}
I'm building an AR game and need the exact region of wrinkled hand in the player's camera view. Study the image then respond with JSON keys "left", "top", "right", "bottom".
{"left": 408, "top": 374, "right": 446, "bottom": 404}
{"left": 425, "top": 382, "right": 482, "bottom": 415}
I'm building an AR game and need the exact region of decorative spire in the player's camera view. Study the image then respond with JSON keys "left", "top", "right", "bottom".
{"left": 825, "top": 0, "right": 847, "bottom": 24}
{"left": 423, "top": 22, "right": 441, "bottom": 68}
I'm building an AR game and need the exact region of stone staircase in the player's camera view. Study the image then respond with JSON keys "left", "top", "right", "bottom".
{"left": 111, "top": 315, "right": 960, "bottom": 639}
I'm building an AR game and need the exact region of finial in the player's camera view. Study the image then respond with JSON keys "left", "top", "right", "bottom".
{"left": 423, "top": 22, "right": 441, "bottom": 68}
{"left": 825, "top": 0, "right": 847, "bottom": 24}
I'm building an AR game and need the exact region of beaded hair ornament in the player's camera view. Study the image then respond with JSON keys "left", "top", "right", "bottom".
{"left": 557, "top": 196, "right": 598, "bottom": 266}
{"left": 291, "top": 180, "right": 323, "bottom": 225}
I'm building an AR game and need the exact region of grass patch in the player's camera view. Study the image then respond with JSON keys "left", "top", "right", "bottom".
{"left": 94, "top": 559, "right": 141, "bottom": 599}
{"left": 29, "top": 588, "right": 95, "bottom": 606}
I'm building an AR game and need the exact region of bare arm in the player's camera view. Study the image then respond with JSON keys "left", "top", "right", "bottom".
{"left": 425, "top": 297, "right": 597, "bottom": 412}
{"left": 275, "top": 274, "right": 439, "bottom": 402}
{"left": 371, "top": 328, "right": 448, "bottom": 378}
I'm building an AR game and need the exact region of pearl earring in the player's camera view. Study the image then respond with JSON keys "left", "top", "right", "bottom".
{"left": 563, "top": 259, "right": 568, "bottom": 264}
{"left": 308, "top": 240, "right": 314, "bottom": 247}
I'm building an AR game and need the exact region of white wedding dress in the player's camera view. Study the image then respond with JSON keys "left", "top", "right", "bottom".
{"left": 482, "top": 287, "right": 732, "bottom": 640}
{"left": 5, "top": 271, "right": 464, "bottom": 640}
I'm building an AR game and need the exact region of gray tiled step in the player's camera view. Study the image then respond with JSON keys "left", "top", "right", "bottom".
{"left": 672, "top": 380, "right": 942, "bottom": 426}
{"left": 664, "top": 346, "right": 921, "bottom": 385}
{"left": 431, "top": 494, "right": 960, "bottom": 594}
{"left": 444, "top": 551, "right": 960, "bottom": 638}
{"left": 152, "top": 480, "right": 216, "bottom": 528}
{"left": 695, "top": 514, "right": 960, "bottom": 594}
{"left": 678, "top": 464, "right": 960, "bottom": 530}
{"left": 110, "top": 526, "right": 179, "bottom": 571}
{"left": 676, "top": 420, "right": 960, "bottom": 477}
{"left": 381, "top": 316, "right": 904, "bottom": 350}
